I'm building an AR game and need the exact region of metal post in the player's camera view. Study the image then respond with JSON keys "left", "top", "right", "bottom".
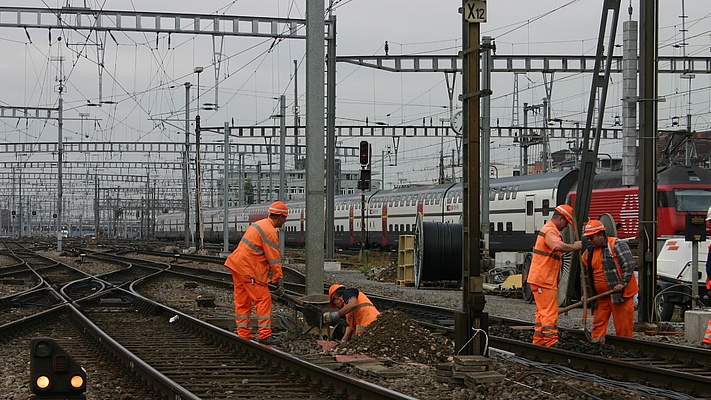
{"left": 692, "top": 241, "right": 699, "bottom": 310}
{"left": 481, "top": 36, "right": 492, "bottom": 251}
{"left": 381, "top": 149, "right": 385, "bottom": 189}
{"left": 280, "top": 95, "right": 286, "bottom": 203}
{"left": 194, "top": 67, "right": 204, "bottom": 251}
{"left": 223, "top": 121, "right": 230, "bottom": 253}
{"left": 293, "top": 60, "right": 300, "bottom": 166}
{"left": 459, "top": 0, "right": 486, "bottom": 356}
{"left": 94, "top": 175, "right": 99, "bottom": 238}
{"left": 522, "top": 102, "right": 528, "bottom": 175}
{"left": 325, "top": 14, "right": 337, "bottom": 260}
{"left": 305, "top": 0, "right": 325, "bottom": 296}
{"left": 184, "top": 82, "right": 192, "bottom": 247}
{"left": 638, "top": 0, "right": 658, "bottom": 323}
{"left": 56, "top": 57, "right": 65, "bottom": 251}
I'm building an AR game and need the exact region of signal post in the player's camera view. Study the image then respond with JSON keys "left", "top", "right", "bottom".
{"left": 358, "top": 141, "right": 371, "bottom": 263}
{"left": 456, "top": 0, "right": 488, "bottom": 356}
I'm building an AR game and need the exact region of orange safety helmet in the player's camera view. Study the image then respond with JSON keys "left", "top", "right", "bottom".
{"left": 268, "top": 200, "right": 289, "bottom": 217}
{"left": 554, "top": 204, "right": 574, "bottom": 225}
{"left": 583, "top": 219, "right": 606, "bottom": 236}
{"left": 328, "top": 284, "right": 345, "bottom": 308}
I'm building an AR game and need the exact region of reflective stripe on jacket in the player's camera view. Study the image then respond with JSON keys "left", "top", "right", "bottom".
{"left": 582, "top": 237, "right": 638, "bottom": 304}
{"left": 224, "top": 217, "right": 283, "bottom": 284}
{"left": 527, "top": 221, "right": 563, "bottom": 290}
{"left": 345, "top": 292, "right": 380, "bottom": 335}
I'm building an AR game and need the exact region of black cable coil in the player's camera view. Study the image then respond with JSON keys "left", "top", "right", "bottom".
{"left": 416, "top": 221, "right": 462, "bottom": 287}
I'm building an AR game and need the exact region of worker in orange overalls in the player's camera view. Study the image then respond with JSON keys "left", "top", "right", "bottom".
{"left": 527, "top": 204, "right": 582, "bottom": 347}
{"left": 581, "top": 219, "right": 638, "bottom": 343}
{"left": 323, "top": 284, "right": 380, "bottom": 342}
{"left": 224, "top": 201, "right": 288, "bottom": 345}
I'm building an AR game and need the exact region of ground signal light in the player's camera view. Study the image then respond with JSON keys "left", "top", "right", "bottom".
{"left": 30, "top": 337, "right": 87, "bottom": 399}
{"left": 359, "top": 140, "right": 370, "bottom": 166}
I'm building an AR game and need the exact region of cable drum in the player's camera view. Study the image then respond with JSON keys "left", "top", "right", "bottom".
{"left": 414, "top": 215, "right": 462, "bottom": 288}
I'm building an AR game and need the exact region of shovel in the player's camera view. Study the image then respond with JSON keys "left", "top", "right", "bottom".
{"left": 558, "top": 288, "right": 619, "bottom": 314}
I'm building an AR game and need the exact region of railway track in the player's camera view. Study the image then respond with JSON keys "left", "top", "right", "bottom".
{"left": 0, "top": 242, "right": 418, "bottom": 399}
{"left": 121, "top": 249, "right": 711, "bottom": 399}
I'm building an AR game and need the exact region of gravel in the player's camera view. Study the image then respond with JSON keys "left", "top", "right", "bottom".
{"left": 9, "top": 250, "right": 695, "bottom": 400}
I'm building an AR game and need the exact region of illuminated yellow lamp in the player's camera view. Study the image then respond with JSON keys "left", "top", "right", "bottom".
{"left": 36, "top": 375, "right": 50, "bottom": 389}
{"left": 70, "top": 374, "right": 85, "bottom": 389}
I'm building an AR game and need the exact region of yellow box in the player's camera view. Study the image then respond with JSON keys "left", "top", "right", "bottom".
{"left": 398, "top": 249, "right": 414, "bottom": 266}
{"left": 397, "top": 264, "right": 414, "bottom": 281}
{"left": 399, "top": 235, "right": 415, "bottom": 251}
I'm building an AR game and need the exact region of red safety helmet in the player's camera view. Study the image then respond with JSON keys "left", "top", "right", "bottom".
{"left": 583, "top": 219, "right": 606, "bottom": 236}
{"left": 328, "top": 284, "right": 345, "bottom": 308}
{"left": 554, "top": 204, "right": 574, "bottom": 225}
{"left": 268, "top": 200, "right": 289, "bottom": 217}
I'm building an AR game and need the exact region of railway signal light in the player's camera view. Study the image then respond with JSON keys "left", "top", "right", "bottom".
{"left": 30, "top": 337, "right": 87, "bottom": 399}
{"left": 358, "top": 169, "right": 371, "bottom": 190}
{"left": 359, "top": 141, "right": 370, "bottom": 166}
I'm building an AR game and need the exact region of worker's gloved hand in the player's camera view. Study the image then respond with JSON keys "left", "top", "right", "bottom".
{"left": 322, "top": 311, "right": 340, "bottom": 325}
{"left": 272, "top": 280, "right": 284, "bottom": 297}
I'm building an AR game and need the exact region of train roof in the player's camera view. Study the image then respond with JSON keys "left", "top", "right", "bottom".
{"left": 570, "top": 164, "right": 711, "bottom": 190}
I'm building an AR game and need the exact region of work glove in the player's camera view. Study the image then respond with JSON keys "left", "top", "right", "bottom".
{"left": 272, "top": 280, "right": 285, "bottom": 297}
{"left": 322, "top": 311, "right": 340, "bottom": 325}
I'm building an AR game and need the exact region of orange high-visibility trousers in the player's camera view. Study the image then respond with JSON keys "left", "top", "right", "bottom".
{"left": 590, "top": 296, "right": 634, "bottom": 343}
{"left": 231, "top": 272, "right": 273, "bottom": 341}
{"left": 703, "top": 320, "right": 711, "bottom": 345}
{"left": 531, "top": 284, "right": 559, "bottom": 347}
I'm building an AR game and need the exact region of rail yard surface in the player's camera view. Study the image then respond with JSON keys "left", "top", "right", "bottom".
{"left": 0, "top": 241, "right": 707, "bottom": 399}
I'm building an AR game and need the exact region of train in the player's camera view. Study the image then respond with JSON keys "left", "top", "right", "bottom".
{"left": 155, "top": 164, "right": 711, "bottom": 254}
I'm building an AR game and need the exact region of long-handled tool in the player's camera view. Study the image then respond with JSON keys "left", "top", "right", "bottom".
{"left": 558, "top": 288, "right": 619, "bottom": 314}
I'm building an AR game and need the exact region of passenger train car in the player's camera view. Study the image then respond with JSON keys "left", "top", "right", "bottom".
{"left": 155, "top": 164, "right": 711, "bottom": 255}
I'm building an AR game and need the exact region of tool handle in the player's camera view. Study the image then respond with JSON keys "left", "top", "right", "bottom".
{"left": 558, "top": 288, "right": 619, "bottom": 314}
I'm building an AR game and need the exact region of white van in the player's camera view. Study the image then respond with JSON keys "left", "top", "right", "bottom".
{"left": 655, "top": 237, "right": 710, "bottom": 320}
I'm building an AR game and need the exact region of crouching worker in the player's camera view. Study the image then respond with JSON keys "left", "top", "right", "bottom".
{"left": 323, "top": 284, "right": 380, "bottom": 342}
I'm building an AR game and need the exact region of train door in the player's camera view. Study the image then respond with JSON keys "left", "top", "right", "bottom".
{"left": 525, "top": 195, "right": 536, "bottom": 233}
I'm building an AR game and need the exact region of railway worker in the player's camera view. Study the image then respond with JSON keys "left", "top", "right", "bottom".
{"left": 580, "top": 219, "right": 638, "bottom": 343}
{"left": 224, "top": 200, "right": 289, "bottom": 346}
{"left": 527, "top": 204, "right": 583, "bottom": 347}
{"left": 323, "top": 284, "right": 380, "bottom": 343}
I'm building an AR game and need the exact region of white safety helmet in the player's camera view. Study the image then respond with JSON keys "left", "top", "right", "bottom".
{"left": 706, "top": 206, "right": 711, "bottom": 221}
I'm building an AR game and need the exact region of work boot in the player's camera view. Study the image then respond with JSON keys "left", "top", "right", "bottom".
{"left": 259, "top": 336, "right": 282, "bottom": 346}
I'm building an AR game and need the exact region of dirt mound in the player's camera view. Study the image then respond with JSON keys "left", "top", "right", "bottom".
{"left": 333, "top": 309, "right": 454, "bottom": 364}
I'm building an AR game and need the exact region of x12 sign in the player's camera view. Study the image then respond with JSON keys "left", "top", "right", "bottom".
{"left": 464, "top": 1, "right": 487, "bottom": 23}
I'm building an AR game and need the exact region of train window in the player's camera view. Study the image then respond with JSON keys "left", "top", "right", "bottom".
{"left": 406, "top": 224, "right": 410, "bottom": 231}
{"left": 498, "top": 187, "right": 506, "bottom": 200}
{"left": 673, "top": 188, "right": 711, "bottom": 211}
{"left": 400, "top": 224, "right": 405, "bottom": 232}
{"left": 489, "top": 222, "right": 495, "bottom": 234}
{"left": 526, "top": 201, "right": 533, "bottom": 216}
{"left": 542, "top": 200, "right": 550, "bottom": 216}
{"left": 489, "top": 188, "right": 497, "bottom": 201}
{"left": 389, "top": 224, "right": 393, "bottom": 231}
{"left": 435, "top": 193, "right": 441, "bottom": 205}
{"left": 497, "top": 222, "right": 504, "bottom": 232}
{"left": 506, "top": 222, "right": 512, "bottom": 234}
{"left": 425, "top": 193, "right": 432, "bottom": 205}
{"left": 505, "top": 186, "right": 512, "bottom": 200}
{"left": 512, "top": 185, "right": 519, "bottom": 199}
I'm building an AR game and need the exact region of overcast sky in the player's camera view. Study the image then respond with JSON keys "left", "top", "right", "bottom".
{"left": 0, "top": 0, "right": 709, "bottom": 191}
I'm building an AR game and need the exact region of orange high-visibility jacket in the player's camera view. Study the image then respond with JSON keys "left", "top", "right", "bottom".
{"left": 225, "top": 217, "right": 283, "bottom": 285}
{"left": 345, "top": 291, "right": 380, "bottom": 335}
{"left": 527, "top": 221, "right": 563, "bottom": 290}
{"left": 581, "top": 237, "right": 639, "bottom": 301}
